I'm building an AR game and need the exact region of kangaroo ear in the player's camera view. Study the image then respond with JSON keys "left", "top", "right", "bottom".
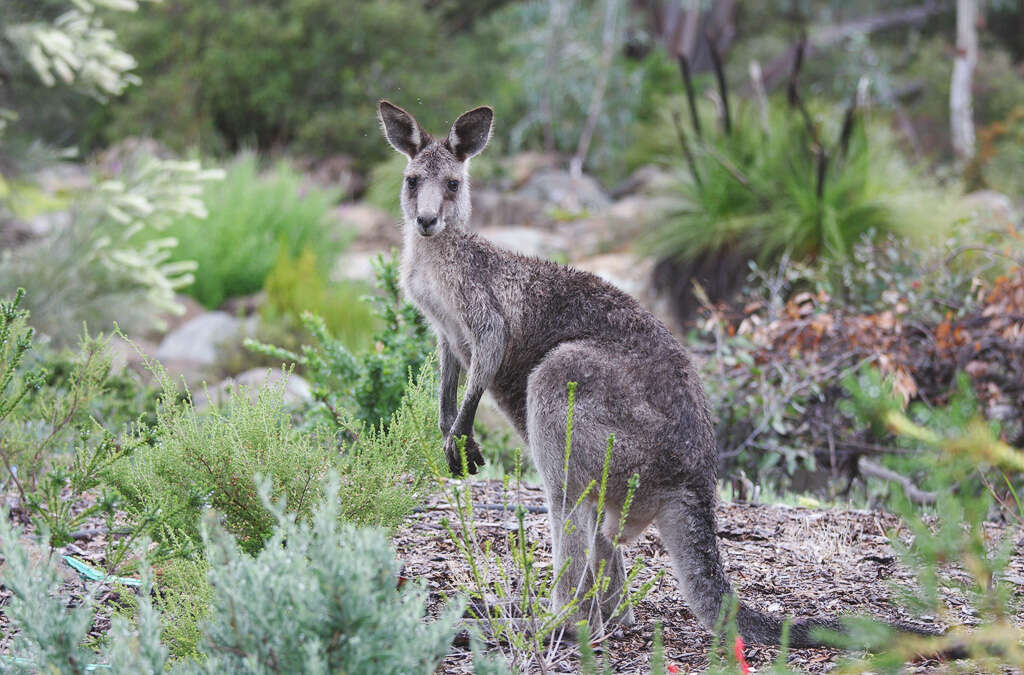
{"left": 447, "top": 106, "right": 493, "bottom": 161}
{"left": 379, "top": 100, "right": 429, "bottom": 159}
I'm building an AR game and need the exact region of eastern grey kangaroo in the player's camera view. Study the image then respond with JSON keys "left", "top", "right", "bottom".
{"left": 378, "top": 100, "right": 922, "bottom": 648}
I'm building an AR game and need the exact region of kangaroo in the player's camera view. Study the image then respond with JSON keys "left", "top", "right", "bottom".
{"left": 377, "top": 100, "right": 928, "bottom": 648}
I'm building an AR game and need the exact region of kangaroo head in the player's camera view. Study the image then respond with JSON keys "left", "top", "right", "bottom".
{"left": 378, "top": 100, "right": 493, "bottom": 238}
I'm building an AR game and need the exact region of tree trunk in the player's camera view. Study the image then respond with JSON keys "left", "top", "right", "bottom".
{"left": 950, "top": 0, "right": 978, "bottom": 162}
{"left": 571, "top": 0, "right": 619, "bottom": 179}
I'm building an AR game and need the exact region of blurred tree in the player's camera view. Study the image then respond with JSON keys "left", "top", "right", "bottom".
{"left": 98, "top": 0, "right": 489, "bottom": 165}
{"left": 0, "top": 0, "right": 156, "bottom": 166}
{"left": 950, "top": 0, "right": 978, "bottom": 162}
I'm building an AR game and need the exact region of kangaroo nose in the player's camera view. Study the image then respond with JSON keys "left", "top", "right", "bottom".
{"left": 416, "top": 214, "right": 439, "bottom": 236}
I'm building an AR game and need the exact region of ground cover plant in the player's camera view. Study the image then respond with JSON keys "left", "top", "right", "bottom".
{"left": 0, "top": 289, "right": 157, "bottom": 556}
{"left": 693, "top": 214, "right": 1024, "bottom": 496}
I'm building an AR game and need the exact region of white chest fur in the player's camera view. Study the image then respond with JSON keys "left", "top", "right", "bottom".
{"left": 402, "top": 262, "right": 473, "bottom": 367}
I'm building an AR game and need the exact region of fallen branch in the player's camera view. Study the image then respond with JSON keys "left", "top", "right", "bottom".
{"left": 859, "top": 457, "right": 938, "bottom": 505}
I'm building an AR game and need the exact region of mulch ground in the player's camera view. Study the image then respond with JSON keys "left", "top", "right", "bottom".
{"left": 395, "top": 480, "right": 1024, "bottom": 674}
{"left": 2, "top": 481, "right": 1022, "bottom": 673}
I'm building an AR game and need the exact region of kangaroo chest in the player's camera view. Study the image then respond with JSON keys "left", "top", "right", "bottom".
{"left": 402, "top": 263, "right": 474, "bottom": 367}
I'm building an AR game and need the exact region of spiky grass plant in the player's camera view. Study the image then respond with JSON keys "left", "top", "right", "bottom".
{"left": 649, "top": 98, "right": 949, "bottom": 269}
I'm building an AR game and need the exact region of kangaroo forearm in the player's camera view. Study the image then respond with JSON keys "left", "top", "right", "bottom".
{"left": 437, "top": 340, "right": 461, "bottom": 434}
{"left": 450, "top": 388, "right": 483, "bottom": 439}
{"left": 449, "top": 340, "right": 503, "bottom": 439}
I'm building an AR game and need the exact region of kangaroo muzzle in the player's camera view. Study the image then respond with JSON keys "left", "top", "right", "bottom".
{"left": 416, "top": 214, "right": 439, "bottom": 237}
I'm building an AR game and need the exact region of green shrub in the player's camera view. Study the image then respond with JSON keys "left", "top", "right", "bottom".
{"left": 0, "top": 514, "right": 103, "bottom": 673}
{"left": 248, "top": 251, "right": 435, "bottom": 431}
{"left": 262, "top": 246, "right": 376, "bottom": 353}
{"left": 0, "top": 290, "right": 158, "bottom": 552}
{"left": 105, "top": 366, "right": 337, "bottom": 557}
{"left": 153, "top": 557, "right": 212, "bottom": 661}
{"left": 337, "top": 359, "right": 444, "bottom": 527}
{"left": 158, "top": 153, "right": 345, "bottom": 309}
{"left": 834, "top": 370, "right": 1024, "bottom": 670}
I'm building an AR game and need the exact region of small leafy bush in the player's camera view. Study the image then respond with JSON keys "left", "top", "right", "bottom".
{"left": 248, "top": 251, "right": 434, "bottom": 431}
{"left": 833, "top": 370, "right": 1024, "bottom": 671}
{"left": 693, "top": 215, "right": 1023, "bottom": 493}
{"left": 158, "top": 153, "right": 345, "bottom": 309}
{"left": 335, "top": 359, "right": 444, "bottom": 527}
{"left": 105, "top": 366, "right": 337, "bottom": 557}
{"left": 262, "top": 246, "right": 377, "bottom": 353}
{"left": 153, "top": 557, "right": 212, "bottom": 661}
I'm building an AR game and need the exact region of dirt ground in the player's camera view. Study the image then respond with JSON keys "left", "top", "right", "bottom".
{"left": 394, "top": 480, "right": 1024, "bottom": 674}
{"left": 2, "top": 480, "right": 1022, "bottom": 673}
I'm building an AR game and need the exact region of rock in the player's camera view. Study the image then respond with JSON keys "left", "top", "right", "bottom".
{"left": 106, "top": 334, "right": 160, "bottom": 376}
{"left": 477, "top": 226, "right": 567, "bottom": 259}
{"left": 1, "top": 211, "right": 69, "bottom": 248}
{"left": 294, "top": 155, "right": 364, "bottom": 201}
{"left": 471, "top": 187, "right": 548, "bottom": 228}
{"left": 504, "top": 152, "right": 562, "bottom": 187}
{"left": 333, "top": 250, "right": 381, "bottom": 282}
{"left": 336, "top": 202, "right": 400, "bottom": 249}
{"left": 24, "top": 210, "right": 71, "bottom": 239}
{"left": 154, "top": 311, "right": 256, "bottom": 366}
{"left": 514, "top": 169, "right": 611, "bottom": 216}
{"left": 962, "top": 190, "right": 1019, "bottom": 227}
{"left": 610, "top": 165, "right": 677, "bottom": 199}
{"left": 192, "top": 368, "right": 312, "bottom": 410}
{"left": 31, "top": 162, "right": 93, "bottom": 194}
{"left": 219, "top": 292, "right": 266, "bottom": 318}
{"left": 151, "top": 294, "right": 207, "bottom": 338}
{"left": 608, "top": 194, "right": 675, "bottom": 224}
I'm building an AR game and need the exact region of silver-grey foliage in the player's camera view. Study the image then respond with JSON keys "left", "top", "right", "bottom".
{"left": 0, "top": 478, "right": 464, "bottom": 674}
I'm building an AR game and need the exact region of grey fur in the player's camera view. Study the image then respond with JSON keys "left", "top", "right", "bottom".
{"left": 377, "top": 101, "right": 893, "bottom": 647}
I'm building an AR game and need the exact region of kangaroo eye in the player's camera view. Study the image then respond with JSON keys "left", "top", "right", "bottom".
{"left": 406, "top": 176, "right": 419, "bottom": 190}
{"left": 446, "top": 179, "right": 460, "bottom": 193}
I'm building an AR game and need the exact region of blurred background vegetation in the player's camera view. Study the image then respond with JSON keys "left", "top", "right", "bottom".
{"left": 2, "top": 0, "right": 1022, "bottom": 499}
{"left": 2, "top": 0, "right": 1022, "bottom": 489}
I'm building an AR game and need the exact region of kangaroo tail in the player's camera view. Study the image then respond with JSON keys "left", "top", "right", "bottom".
{"left": 655, "top": 491, "right": 871, "bottom": 649}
